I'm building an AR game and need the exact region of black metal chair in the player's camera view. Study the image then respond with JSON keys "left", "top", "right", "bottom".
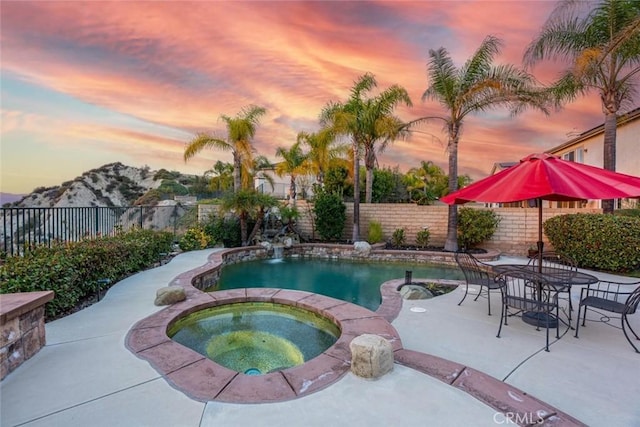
{"left": 496, "top": 269, "right": 565, "bottom": 352}
{"left": 574, "top": 281, "right": 640, "bottom": 353}
{"left": 454, "top": 251, "right": 502, "bottom": 315}
{"left": 528, "top": 251, "right": 577, "bottom": 319}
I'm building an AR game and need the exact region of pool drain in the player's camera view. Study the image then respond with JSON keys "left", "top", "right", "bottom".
{"left": 244, "top": 368, "right": 261, "bottom": 375}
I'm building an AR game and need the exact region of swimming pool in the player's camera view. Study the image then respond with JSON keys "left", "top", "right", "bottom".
{"left": 212, "top": 257, "right": 464, "bottom": 311}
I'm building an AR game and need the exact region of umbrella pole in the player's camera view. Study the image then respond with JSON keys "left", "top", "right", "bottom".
{"left": 537, "top": 198, "right": 544, "bottom": 273}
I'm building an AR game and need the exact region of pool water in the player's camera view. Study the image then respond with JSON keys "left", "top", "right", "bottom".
{"left": 168, "top": 302, "right": 340, "bottom": 374}
{"left": 213, "top": 258, "right": 464, "bottom": 311}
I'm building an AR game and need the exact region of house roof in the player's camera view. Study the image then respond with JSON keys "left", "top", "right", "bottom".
{"left": 546, "top": 106, "right": 640, "bottom": 154}
{"left": 490, "top": 161, "right": 518, "bottom": 175}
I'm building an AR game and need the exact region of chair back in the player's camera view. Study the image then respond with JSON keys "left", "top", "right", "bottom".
{"left": 454, "top": 251, "right": 494, "bottom": 286}
{"left": 498, "top": 269, "right": 557, "bottom": 313}
{"left": 529, "top": 251, "right": 576, "bottom": 271}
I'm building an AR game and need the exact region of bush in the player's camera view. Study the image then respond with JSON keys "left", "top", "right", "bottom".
{"left": 544, "top": 213, "right": 640, "bottom": 272}
{"left": 203, "top": 215, "right": 242, "bottom": 248}
{"left": 391, "top": 228, "right": 405, "bottom": 247}
{"left": 0, "top": 229, "right": 173, "bottom": 319}
{"left": 416, "top": 228, "right": 430, "bottom": 248}
{"left": 313, "top": 191, "right": 346, "bottom": 241}
{"left": 178, "top": 226, "right": 211, "bottom": 251}
{"left": 367, "top": 221, "right": 384, "bottom": 244}
{"left": 457, "top": 207, "right": 500, "bottom": 249}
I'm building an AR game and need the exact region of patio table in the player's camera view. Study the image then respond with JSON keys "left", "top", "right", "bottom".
{"left": 492, "top": 264, "right": 598, "bottom": 328}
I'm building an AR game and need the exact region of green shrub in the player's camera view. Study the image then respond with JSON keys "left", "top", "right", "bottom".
{"left": 313, "top": 191, "right": 346, "bottom": 241}
{"left": 457, "top": 207, "right": 500, "bottom": 249}
{"left": 391, "top": 228, "right": 406, "bottom": 247}
{"left": 0, "top": 229, "right": 173, "bottom": 319}
{"left": 367, "top": 221, "right": 384, "bottom": 244}
{"left": 203, "top": 215, "right": 242, "bottom": 248}
{"left": 614, "top": 208, "right": 640, "bottom": 218}
{"left": 416, "top": 228, "right": 430, "bottom": 248}
{"left": 544, "top": 213, "right": 640, "bottom": 272}
{"left": 178, "top": 226, "right": 211, "bottom": 251}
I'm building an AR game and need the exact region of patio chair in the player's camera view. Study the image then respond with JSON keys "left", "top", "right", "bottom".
{"left": 574, "top": 280, "right": 640, "bottom": 353}
{"left": 496, "top": 270, "right": 565, "bottom": 352}
{"left": 528, "top": 251, "right": 577, "bottom": 319}
{"left": 454, "top": 251, "right": 502, "bottom": 315}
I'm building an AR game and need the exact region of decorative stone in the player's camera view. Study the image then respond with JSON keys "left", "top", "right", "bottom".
{"left": 283, "top": 237, "right": 294, "bottom": 248}
{"left": 259, "top": 241, "right": 272, "bottom": 251}
{"left": 154, "top": 287, "right": 186, "bottom": 306}
{"left": 399, "top": 285, "right": 434, "bottom": 300}
{"left": 353, "top": 241, "right": 372, "bottom": 257}
{"left": 349, "top": 334, "right": 393, "bottom": 379}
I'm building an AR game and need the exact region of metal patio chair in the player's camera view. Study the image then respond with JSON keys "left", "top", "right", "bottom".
{"left": 528, "top": 251, "right": 577, "bottom": 319}
{"left": 454, "top": 251, "right": 502, "bottom": 315}
{"left": 574, "top": 280, "right": 640, "bottom": 353}
{"left": 496, "top": 270, "right": 565, "bottom": 352}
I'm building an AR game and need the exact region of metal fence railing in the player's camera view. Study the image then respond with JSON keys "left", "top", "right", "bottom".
{"left": 1, "top": 205, "right": 196, "bottom": 256}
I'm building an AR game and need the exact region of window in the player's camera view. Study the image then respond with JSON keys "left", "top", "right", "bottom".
{"left": 562, "top": 147, "right": 584, "bottom": 163}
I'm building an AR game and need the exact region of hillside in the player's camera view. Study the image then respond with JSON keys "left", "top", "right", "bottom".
{"left": 6, "top": 162, "right": 198, "bottom": 208}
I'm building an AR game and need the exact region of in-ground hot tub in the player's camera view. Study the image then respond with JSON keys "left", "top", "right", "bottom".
{"left": 167, "top": 302, "right": 340, "bottom": 375}
{"left": 126, "top": 288, "right": 402, "bottom": 403}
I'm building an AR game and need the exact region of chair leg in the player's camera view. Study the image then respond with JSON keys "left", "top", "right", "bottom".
{"left": 487, "top": 289, "right": 492, "bottom": 316}
{"left": 574, "top": 305, "right": 584, "bottom": 338}
{"left": 497, "top": 295, "right": 505, "bottom": 338}
{"left": 458, "top": 284, "right": 469, "bottom": 307}
{"left": 622, "top": 314, "right": 640, "bottom": 353}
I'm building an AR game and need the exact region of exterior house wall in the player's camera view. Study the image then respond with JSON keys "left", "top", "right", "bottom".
{"left": 546, "top": 108, "right": 640, "bottom": 209}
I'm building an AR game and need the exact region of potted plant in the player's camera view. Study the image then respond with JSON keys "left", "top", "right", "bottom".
{"left": 527, "top": 245, "right": 539, "bottom": 258}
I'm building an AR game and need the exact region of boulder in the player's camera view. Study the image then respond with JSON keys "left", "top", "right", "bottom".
{"left": 353, "top": 241, "right": 372, "bottom": 257}
{"left": 399, "top": 285, "right": 434, "bottom": 300}
{"left": 260, "top": 241, "right": 272, "bottom": 251}
{"left": 283, "top": 237, "right": 294, "bottom": 248}
{"left": 349, "top": 334, "right": 393, "bottom": 379}
{"left": 154, "top": 287, "right": 186, "bottom": 306}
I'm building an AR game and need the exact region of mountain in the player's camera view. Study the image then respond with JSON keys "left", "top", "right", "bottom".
{"left": 0, "top": 193, "right": 25, "bottom": 206}
{"left": 5, "top": 162, "right": 198, "bottom": 208}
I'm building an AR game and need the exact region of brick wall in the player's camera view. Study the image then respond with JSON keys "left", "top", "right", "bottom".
{"left": 198, "top": 202, "right": 601, "bottom": 256}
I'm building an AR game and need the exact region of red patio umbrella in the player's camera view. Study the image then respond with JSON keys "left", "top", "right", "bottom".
{"left": 440, "top": 153, "right": 640, "bottom": 255}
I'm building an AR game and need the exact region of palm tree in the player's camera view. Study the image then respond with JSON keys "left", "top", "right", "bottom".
{"left": 524, "top": 0, "right": 640, "bottom": 213}
{"left": 405, "top": 161, "right": 447, "bottom": 204}
{"left": 204, "top": 160, "right": 234, "bottom": 192}
{"left": 422, "top": 35, "right": 549, "bottom": 252}
{"left": 275, "top": 141, "right": 308, "bottom": 205}
{"left": 221, "top": 189, "right": 279, "bottom": 246}
{"left": 184, "top": 105, "right": 267, "bottom": 193}
{"left": 297, "top": 129, "right": 349, "bottom": 187}
{"left": 320, "top": 73, "right": 412, "bottom": 241}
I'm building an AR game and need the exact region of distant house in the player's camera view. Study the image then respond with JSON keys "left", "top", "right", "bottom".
{"left": 545, "top": 107, "right": 640, "bottom": 209}
{"left": 254, "top": 167, "right": 316, "bottom": 201}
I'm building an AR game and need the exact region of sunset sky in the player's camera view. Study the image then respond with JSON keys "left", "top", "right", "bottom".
{"left": 0, "top": 0, "right": 617, "bottom": 194}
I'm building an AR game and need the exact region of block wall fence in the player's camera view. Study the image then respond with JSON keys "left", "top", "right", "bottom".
{"left": 199, "top": 202, "right": 601, "bottom": 256}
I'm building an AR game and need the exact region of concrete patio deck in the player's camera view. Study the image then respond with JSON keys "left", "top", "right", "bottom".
{"left": 1, "top": 249, "right": 638, "bottom": 426}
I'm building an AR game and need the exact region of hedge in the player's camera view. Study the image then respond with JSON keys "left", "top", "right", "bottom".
{"left": 544, "top": 213, "right": 640, "bottom": 272}
{"left": 0, "top": 229, "right": 173, "bottom": 319}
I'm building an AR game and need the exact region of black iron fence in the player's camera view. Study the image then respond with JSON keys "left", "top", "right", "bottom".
{"left": 1, "top": 205, "right": 196, "bottom": 256}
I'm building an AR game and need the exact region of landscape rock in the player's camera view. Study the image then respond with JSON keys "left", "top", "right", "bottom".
{"left": 154, "top": 287, "right": 186, "bottom": 306}
{"left": 349, "top": 334, "right": 393, "bottom": 379}
{"left": 399, "top": 285, "right": 435, "bottom": 300}
{"left": 353, "top": 241, "right": 372, "bottom": 257}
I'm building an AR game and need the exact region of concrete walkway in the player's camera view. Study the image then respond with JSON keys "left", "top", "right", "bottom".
{"left": 1, "top": 250, "right": 639, "bottom": 426}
